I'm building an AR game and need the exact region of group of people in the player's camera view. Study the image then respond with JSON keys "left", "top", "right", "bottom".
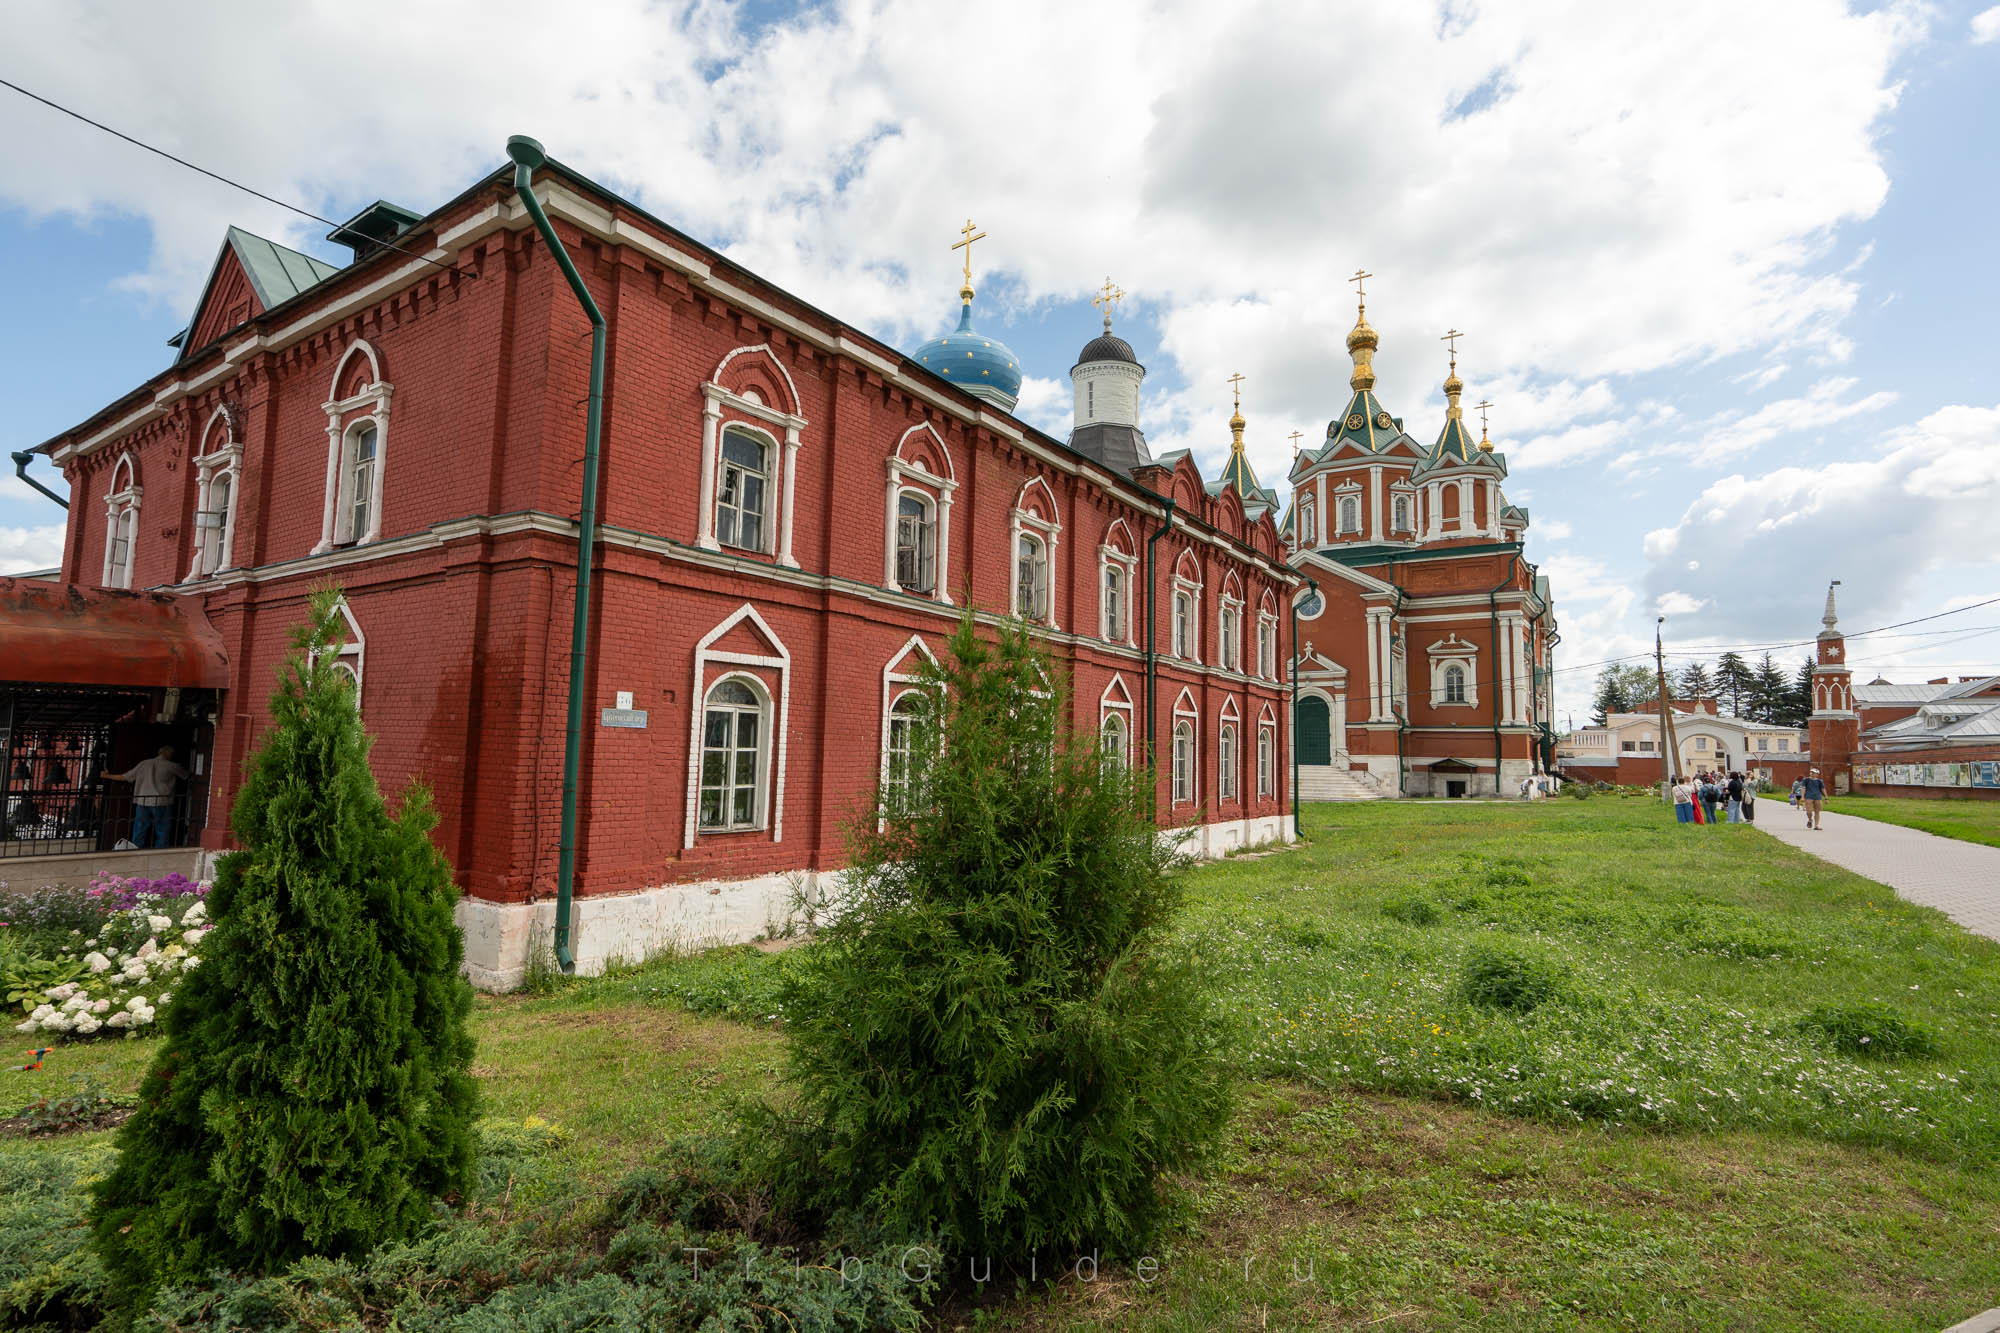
{"left": 1672, "top": 770, "right": 1754, "bottom": 825}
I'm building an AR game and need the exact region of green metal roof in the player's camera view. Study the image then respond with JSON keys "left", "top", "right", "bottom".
{"left": 1318, "top": 388, "right": 1414, "bottom": 455}
{"left": 175, "top": 227, "right": 342, "bottom": 362}
{"left": 1214, "top": 445, "right": 1279, "bottom": 514}
{"left": 1429, "top": 413, "right": 1479, "bottom": 465}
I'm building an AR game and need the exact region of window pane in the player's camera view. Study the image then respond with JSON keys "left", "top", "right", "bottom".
{"left": 732, "top": 788, "right": 754, "bottom": 824}
{"left": 700, "top": 790, "right": 723, "bottom": 827}
{"left": 722, "top": 431, "right": 765, "bottom": 470}
{"left": 734, "top": 748, "right": 757, "bottom": 786}
{"left": 702, "top": 751, "right": 726, "bottom": 787}
{"left": 705, "top": 712, "right": 731, "bottom": 747}
{"left": 736, "top": 711, "right": 758, "bottom": 749}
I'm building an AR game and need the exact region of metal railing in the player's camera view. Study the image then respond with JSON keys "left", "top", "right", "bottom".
{"left": 0, "top": 789, "right": 199, "bottom": 858}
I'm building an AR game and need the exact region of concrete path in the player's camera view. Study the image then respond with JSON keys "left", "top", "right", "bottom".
{"left": 1755, "top": 801, "right": 2000, "bottom": 942}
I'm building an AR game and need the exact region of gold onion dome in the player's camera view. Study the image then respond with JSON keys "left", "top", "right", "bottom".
{"left": 1345, "top": 269, "right": 1378, "bottom": 392}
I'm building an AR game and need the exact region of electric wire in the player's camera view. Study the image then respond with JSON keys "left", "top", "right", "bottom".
{"left": 0, "top": 75, "right": 467, "bottom": 278}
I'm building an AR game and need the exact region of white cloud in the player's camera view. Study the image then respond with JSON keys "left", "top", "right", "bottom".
{"left": 1538, "top": 519, "right": 1573, "bottom": 541}
{"left": 1641, "top": 400, "right": 2000, "bottom": 641}
{"left": 1011, "top": 376, "right": 1070, "bottom": 436}
{"left": 0, "top": 524, "right": 67, "bottom": 574}
{"left": 1973, "top": 5, "right": 2000, "bottom": 43}
{"left": 1702, "top": 376, "right": 1898, "bottom": 450}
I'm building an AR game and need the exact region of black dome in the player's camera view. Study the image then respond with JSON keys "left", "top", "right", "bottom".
{"left": 1074, "top": 333, "right": 1140, "bottom": 367}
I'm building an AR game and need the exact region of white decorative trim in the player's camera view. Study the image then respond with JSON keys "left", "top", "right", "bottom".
{"left": 878, "top": 635, "right": 939, "bottom": 823}
{"left": 885, "top": 425, "right": 956, "bottom": 602}
{"left": 101, "top": 452, "right": 142, "bottom": 589}
{"left": 315, "top": 340, "right": 391, "bottom": 554}
{"left": 186, "top": 409, "right": 243, "bottom": 581}
{"left": 684, "top": 604, "right": 793, "bottom": 849}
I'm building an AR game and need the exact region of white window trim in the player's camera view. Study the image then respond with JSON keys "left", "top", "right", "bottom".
{"left": 1171, "top": 688, "right": 1199, "bottom": 806}
{"left": 696, "top": 672, "right": 774, "bottom": 833}
{"left": 1218, "top": 696, "right": 1241, "bottom": 801}
{"left": 101, "top": 452, "right": 141, "bottom": 589}
{"left": 1256, "top": 608, "right": 1279, "bottom": 680}
{"left": 187, "top": 407, "right": 243, "bottom": 580}
{"left": 698, "top": 348, "right": 808, "bottom": 568}
{"left": 684, "top": 604, "right": 792, "bottom": 848}
{"left": 1389, "top": 485, "right": 1415, "bottom": 535}
{"left": 315, "top": 341, "right": 392, "bottom": 555}
{"left": 1218, "top": 594, "right": 1245, "bottom": 674}
{"left": 1009, "top": 478, "right": 1062, "bottom": 629}
{"left": 1100, "top": 675, "right": 1135, "bottom": 770}
{"left": 882, "top": 426, "right": 955, "bottom": 602}
{"left": 1099, "top": 542, "right": 1138, "bottom": 645}
{"left": 310, "top": 596, "right": 367, "bottom": 708}
{"left": 1334, "top": 482, "right": 1364, "bottom": 537}
{"left": 713, "top": 420, "right": 783, "bottom": 556}
{"left": 1257, "top": 706, "right": 1278, "bottom": 798}
{"left": 879, "top": 635, "right": 940, "bottom": 826}
{"left": 1298, "top": 496, "right": 1317, "bottom": 547}
{"left": 1427, "top": 635, "right": 1480, "bottom": 709}
{"left": 1171, "top": 553, "right": 1203, "bottom": 663}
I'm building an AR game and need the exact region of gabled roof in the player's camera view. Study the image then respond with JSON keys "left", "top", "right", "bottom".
{"left": 1214, "top": 444, "right": 1279, "bottom": 515}
{"left": 1318, "top": 388, "right": 1418, "bottom": 456}
{"left": 171, "top": 226, "right": 341, "bottom": 360}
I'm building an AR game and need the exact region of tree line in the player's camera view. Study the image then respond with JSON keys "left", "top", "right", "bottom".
{"left": 1589, "top": 650, "right": 1816, "bottom": 728}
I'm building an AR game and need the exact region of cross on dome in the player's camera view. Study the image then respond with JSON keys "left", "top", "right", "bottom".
{"left": 1092, "top": 277, "right": 1124, "bottom": 332}
{"left": 951, "top": 218, "right": 986, "bottom": 303}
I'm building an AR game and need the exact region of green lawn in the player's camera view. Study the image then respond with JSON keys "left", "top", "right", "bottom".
{"left": 8, "top": 796, "right": 2000, "bottom": 1331}
{"left": 1833, "top": 792, "right": 2000, "bottom": 848}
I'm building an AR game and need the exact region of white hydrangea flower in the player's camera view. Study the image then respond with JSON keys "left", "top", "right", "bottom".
{"left": 92, "top": 999, "right": 111, "bottom": 1014}
{"left": 74, "top": 1015, "right": 101, "bottom": 1035}
{"left": 124, "top": 995, "right": 149, "bottom": 1012}
{"left": 106, "top": 1012, "right": 133, "bottom": 1029}
{"left": 181, "top": 901, "right": 207, "bottom": 926}
{"left": 14, "top": 1018, "right": 37, "bottom": 1034}
{"left": 148, "top": 914, "right": 173, "bottom": 934}
{"left": 183, "top": 928, "right": 208, "bottom": 948}
{"left": 84, "top": 951, "right": 111, "bottom": 973}
{"left": 136, "top": 938, "right": 160, "bottom": 961}
{"left": 29, "top": 1004, "right": 56, "bottom": 1021}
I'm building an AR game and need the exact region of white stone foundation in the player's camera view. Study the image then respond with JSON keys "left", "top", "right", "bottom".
{"left": 453, "top": 813, "right": 1295, "bottom": 991}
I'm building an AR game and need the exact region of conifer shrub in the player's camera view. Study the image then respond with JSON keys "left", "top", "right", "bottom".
{"left": 92, "top": 587, "right": 478, "bottom": 1304}
{"left": 750, "top": 614, "right": 1232, "bottom": 1261}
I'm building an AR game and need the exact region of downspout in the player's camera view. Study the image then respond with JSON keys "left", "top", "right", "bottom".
{"left": 10, "top": 451, "right": 68, "bottom": 509}
{"left": 1488, "top": 549, "right": 1521, "bottom": 798}
{"left": 1291, "top": 576, "right": 1318, "bottom": 839}
{"left": 509, "top": 135, "right": 602, "bottom": 975}
{"left": 1144, "top": 497, "right": 1177, "bottom": 771}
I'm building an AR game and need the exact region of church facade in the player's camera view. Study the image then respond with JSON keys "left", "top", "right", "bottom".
{"left": 22, "top": 154, "right": 1297, "bottom": 988}
{"left": 1281, "top": 292, "right": 1559, "bottom": 797}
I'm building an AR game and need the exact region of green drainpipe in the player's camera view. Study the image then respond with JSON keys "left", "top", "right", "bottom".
{"left": 508, "top": 135, "right": 602, "bottom": 975}
{"left": 1291, "top": 577, "right": 1318, "bottom": 839}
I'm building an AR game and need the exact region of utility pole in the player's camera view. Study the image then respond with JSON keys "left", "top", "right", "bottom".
{"left": 1655, "top": 616, "right": 1681, "bottom": 804}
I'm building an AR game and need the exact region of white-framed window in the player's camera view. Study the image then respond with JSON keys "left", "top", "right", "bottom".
{"left": 1392, "top": 492, "right": 1411, "bottom": 533}
{"left": 1258, "top": 723, "right": 1275, "bottom": 798}
{"left": 883, "top": 689, "right": 929, "bottom": 811}
{"left": 1219, "top": 722, "right": 1238, "bottom": 800}
{"left": 1219, "top": 598, "right": 1243, "bottom": 673}
{"left": 100, "top": 452, "right": 142, "bottom": 589}
{"left": 1172, "top": 590, "right": 1194, "bottom": 658}
{"left": 311, "top": 597, "right": 367, "bottom": 710}
{"left": 1695, "top": 736, "right": 1708, "bottom": 752}
{"left": 1016, "top": 531, "right": 1050, "bottom": 621}
{"left": 1339, "top": 493, "right": 1360, "bottom": 535}
{"left": 1428, "top": 639, "right": 1478, "bottom": 709}
{"left": 316, "top": 340, "right": 392, "bottom": 556}
{"left": 1298, "top": 497, "right": 1317, "bottom": 546}
{"left": 699, "top": 677, "right": 769, "bottom": 831}
{"left": 717, "top": 426, "right": 773, "bottom": 553}
{"left": 188, "top": 408, "right": 242, "bottom": 579}
{"left": 1757, "top": 737, "right": 1769, "bottom": 752}
{"left": 1102, "top": 561, "right": 1126, "bottom": 640}
{"left": 1257, "top": 609, "right": 1278, "bottom": 680}
{"left": 895, "top": 491, "right": 936, "bottom": 593}
{"left": 1172, "top": 719, "right": 1195, "bottom": 804}
{"left": 1444, "top": 665, "right": 1466, "bottom": 704}
{"left": 1101, "top": 712, "right": 1129, "bottom": 770}
{"left": 1777, "top": 738, "right": 1790, "bottom": 752}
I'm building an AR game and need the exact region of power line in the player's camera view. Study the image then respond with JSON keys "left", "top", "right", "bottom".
{"left": 0, "top": 76, "right": 465, "bottom": 278}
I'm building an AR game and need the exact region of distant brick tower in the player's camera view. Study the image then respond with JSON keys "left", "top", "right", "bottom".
{"left": 1808, "top": 580, "right": 1859, "bottom": 790}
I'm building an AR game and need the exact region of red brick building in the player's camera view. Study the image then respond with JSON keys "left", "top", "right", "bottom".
{"left": 14, "top": 154, "right": 1298, "bottom": 987}
{"left": 1282, "top": 299, "right": 1559, "bottom": 798}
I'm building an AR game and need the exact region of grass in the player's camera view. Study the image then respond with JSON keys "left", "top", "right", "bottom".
{"left": 1832, "top": 792, "right": 2000, "bottom": 848}
{"left": 8, "top": 795, "right": 2000, "bottom": 1330}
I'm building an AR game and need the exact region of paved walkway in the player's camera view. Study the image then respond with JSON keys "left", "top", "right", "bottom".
{"left": 1755, "top": 802, "right": 2000, "bottom": 941}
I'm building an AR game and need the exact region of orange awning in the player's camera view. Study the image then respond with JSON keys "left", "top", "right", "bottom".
{"left": 0, "top": 578, "right": 229, "bottom": 690}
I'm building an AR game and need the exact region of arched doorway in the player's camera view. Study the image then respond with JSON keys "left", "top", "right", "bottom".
{"left": 1296, "top": 695, "right": 1331, "bottom": 767}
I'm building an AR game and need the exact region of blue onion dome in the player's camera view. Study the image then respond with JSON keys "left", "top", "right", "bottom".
{"left": 914, "top": 291, "right": 1023, "bottom": 411}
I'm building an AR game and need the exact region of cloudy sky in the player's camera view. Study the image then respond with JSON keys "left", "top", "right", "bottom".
{"left": 3, "top": 0, "right": 1997, "bottom": 723}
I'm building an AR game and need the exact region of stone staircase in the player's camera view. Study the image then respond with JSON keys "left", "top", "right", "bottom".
{"left": 1298, "top": 764, "right": 1387, "bottom": 802}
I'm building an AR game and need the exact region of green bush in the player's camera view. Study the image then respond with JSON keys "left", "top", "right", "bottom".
{"left": 752, "top": 614, "right": 1232, "bottom": 1262}
{"left": 0, "top": 1143, "right": 115, "bottom": 1331}
{"left": 92, "top": 586, "right": 479, "bottom": 1306}
{"left": 1795, "top": 1003, "right": 1939, "bottom": 1060}
{"left": 1455, "top": 941, "right": 1568, "bottom": 1013}
{"left": 1381, "top": 895, "right": 1441, "bottom": 926}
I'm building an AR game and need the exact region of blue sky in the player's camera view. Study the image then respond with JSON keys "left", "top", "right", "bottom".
{"left": 4, "top": 0, "right": 1997, "bottom": 724}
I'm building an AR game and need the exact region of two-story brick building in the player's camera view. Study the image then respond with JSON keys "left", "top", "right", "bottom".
{"left": 8, "top": 149, "right": 1298, "bottom": 987}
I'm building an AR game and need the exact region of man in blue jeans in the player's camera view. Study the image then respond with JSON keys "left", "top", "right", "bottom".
{"left": 1801, "top": 768, "right": 1826, "bottom": 830}
{"left": 100, "top": 745, "right": 189, "bottom": 849}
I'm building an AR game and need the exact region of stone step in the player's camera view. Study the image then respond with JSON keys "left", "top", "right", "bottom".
{"left": 1298, "top": 765, "right": 1387, "bottom": 801}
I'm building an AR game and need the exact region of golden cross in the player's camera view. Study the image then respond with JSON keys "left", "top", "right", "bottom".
{"left": 1474, "top": 400, "right": 1494, "bottom": 435}
{"left": 1441, "top": 327, "right": 1463, "bottom": 369}
{"left": 1289, "top": 430, "right": 1304, "bottom": 455}
{"left": 1350, "top": 268, "right": 1373, "bottom": 306}
{"left": 952, "top": 218, "right": 986, "bottom": 288}
{"left": 1092, "top": 277, "right": 1124, "bottom": 329}
{"left": 1227, "top": 371, "right": 1246, "bottom": 412}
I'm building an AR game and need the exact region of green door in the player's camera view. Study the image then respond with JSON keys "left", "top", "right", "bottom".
{"left": 1296, "top": 696, "right": 1332, "bottom": 766}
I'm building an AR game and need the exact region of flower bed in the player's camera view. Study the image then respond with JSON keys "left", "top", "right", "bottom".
{"left": 4, "top": 872, "right": 209, "bottom": 1039}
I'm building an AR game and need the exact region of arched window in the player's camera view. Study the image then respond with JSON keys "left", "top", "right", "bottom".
{"left": 108, "top": 509, "right": 137, "bottom": 588}
{"left": 342, "top": 421, "right": 377, "bottom": 545}
{"left": 883, "top": 691, "right": 929, "bottom": 811}
{"left": 1102, "top": 560, "right": 1126, "bottom": 641}
{"left": 201, "top": 470, "right": 234, "bottom": 575}
{"left": 1393, "top": 493, "right": 1411, "bottom": 532}
{"left": 1258, "top": 724, "right": 1275, "bottom": 797}
{"left": 102, "top": 453, "right": 142, "bottom": 589}
{"left": 1172, "top": 588, "right": 1194, "bottom": 658}
{"left": 328, "top": 658, "right": 361, "bottom": 708}
{"left": 1339, "top": 494, "right": 1360, "bottom": 535}
{"left": 1172, "top": 720, "right": 1195, "bottom": 804}
{"left": 717, "top": 427, "right": 771, "bottom": 552}
{"left": 699, "top": 678, "right": 767, "bottom": 831}
{"left": 1101, "top": 712, "right": 1129, "bottom": 770}
{"left": 895, "top": 492, "right": 936, "bottom": 592}
{"left": 1219, "top": 723, "right": 1238, "bottom": 800}
{"left": 1299, "top": 497, "right": 1317, "bottom": 545}
{"left": 1444, "top": 664, "right": 1467, "bottom": 704}
{"left": 1257, "top": 611, "right": 1278, "bottom": 679}
{"left": 1016, "top": 531, "right": 1050, "bottom": 620}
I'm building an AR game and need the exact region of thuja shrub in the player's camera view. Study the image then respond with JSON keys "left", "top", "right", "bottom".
{"left": 92, "top": 586, "right": 477, "bottom": 1305}
{"left": 752, "top": 614, "right": 1232, "bottom": 1261}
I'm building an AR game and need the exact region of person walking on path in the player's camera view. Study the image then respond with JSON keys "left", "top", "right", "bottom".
{"left": 1742, "top": 778, "right": 1757, "bottom": 824}
{"left": 1790, "top": 777, "right": 1804, "bottom": 809}
{"left": 99, "top": 745, "right": 190, "bottom": 849}
{"left": 1726, "top": 772, "right": 1745, "bottom": 823}
{"left": 1801, "top": 768, "right": 1827, "bottom": 831}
